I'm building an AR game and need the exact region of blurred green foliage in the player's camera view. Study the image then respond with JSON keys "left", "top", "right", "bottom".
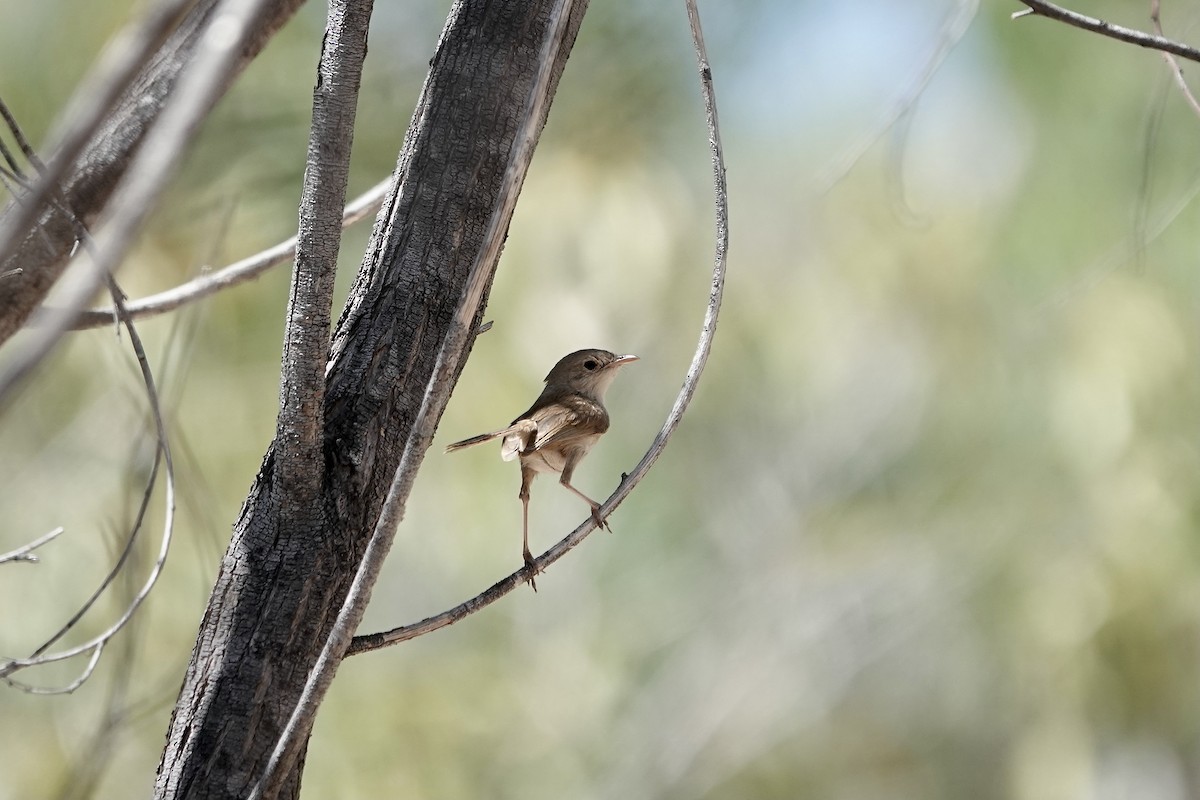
{"left": 4, "top": 0, "right": 1200, "bottom": 798}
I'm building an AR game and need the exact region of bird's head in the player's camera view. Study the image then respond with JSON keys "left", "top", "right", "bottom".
{"left": 543, "top": 348, "right": 639, "bottom": 401}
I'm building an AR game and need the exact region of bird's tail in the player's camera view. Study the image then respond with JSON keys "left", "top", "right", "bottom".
{"left": 444, "top": 430, "right": 505, "bottom": 453}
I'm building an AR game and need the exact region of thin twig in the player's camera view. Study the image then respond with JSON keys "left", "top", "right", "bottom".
{"left": 0, "top": 270, "right": 175, "bottom": 694}
{"left": 28, "top": 284, "right": 165, "bottom": 659}
{"left": 2, "top": 642, "right": 104, "bottom": 695}
{"left": 0, "top": 527, "right": 65, "bottom": 565}
{"left": 1031, "top": 169, "right": 1200, "bottom": 314}
{"left": 1014, "top": 0, "right": 1200, "bottom": 64}
{"left": 348, "top": 0, "right": 730, "bottom": 657}
{"left": 49, "top": 179, "right": 389, "bottom": 330}
{"left": 0, "top": 96, "right": 31, "bottom": 180}
{"left": 1149, "top": 0, "right": 1200, "bottom": 118}
{"left": 0, "top": 96, "right": 44, "bottom": 171}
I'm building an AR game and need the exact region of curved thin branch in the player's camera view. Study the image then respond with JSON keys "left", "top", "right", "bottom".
{"left": 0, "top": 275, "right": 176, "bottom": 694}
{"left": 347, "top": 0, "right": 729, "bottom": 657}
{"left": 0, "top": 527, "right": 65, "bottom": 565}
{"left": 2, "top": 642, "right": 104, "bottom": 696}
{"left": 1149, "top": 0, "right": 1200, "bottom": 120}
{"left": 1015, "top": 0, "right": 1200, "bottom": 64}
{"left": 58, "top": 178, "right": 389, "bottom": 331}
{"left": 27, "top": 290, "right": 166, "bottom": 661}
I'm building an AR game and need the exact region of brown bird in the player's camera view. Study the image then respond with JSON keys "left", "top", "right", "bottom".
{"left": 445, "top": 349, "right": 639, "bottom": 589}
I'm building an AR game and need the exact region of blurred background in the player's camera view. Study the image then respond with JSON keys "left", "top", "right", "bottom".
{"left": 3, "top": 0, "right": 1200, "bottom": 797}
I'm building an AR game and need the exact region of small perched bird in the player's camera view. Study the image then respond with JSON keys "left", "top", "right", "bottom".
{"left": 445, "top": 348, "right": 639, "bottom": 589}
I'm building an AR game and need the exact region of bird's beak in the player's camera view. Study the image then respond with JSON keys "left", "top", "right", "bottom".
{"left": 611, "top": 354, "right": 639, "bottom": 368}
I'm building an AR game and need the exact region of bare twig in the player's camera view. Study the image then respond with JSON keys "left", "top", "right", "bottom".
{"left": 0, "top": 0, "right": 273, "bottom": 411}
{"left": 2, "top": 643, "right": 105, "bottom": 696}
{"left": 0, "top": 96, "right": 44, "bottom": 171}
{"left": 0, "top": 527, "right": 65, "bottom": 565}
{"left": 1014, "top": 0, "right": 1200, "bottom": 64}
{"left": 0, "top": 270, "right": 175, "bottom": 694}
{"left": 27, "top": 288, "right": 168, "bottom": 661}
{"left": 347, "top": 0, "right": 729, "bottom": 657}
{"left": 1149, "top": 0, "right": 1200, "bottom": 118}
{"left": 0, "top": 96, "right": 37, "bottom": 181}
{"left": 56, "top": 179, "right": 389, "bottom": 330}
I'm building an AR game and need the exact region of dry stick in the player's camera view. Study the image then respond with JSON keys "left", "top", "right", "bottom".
{"left": 0, "top": 113, "right": 177, "bottom": 687}
{"left": 0, "top": 527, "right": 65, "bottom": 565}
{"left": 25, "top": 285, "right": 164, "bottom": 661}
{"left": 347, "top": 0, "right": 729, "bottom": 657}
{"left": 0, "top": 97, "right": 44, "bottom": 171}
{"left": 0, "top": 0, "right": 192, "bottom": 263}
{"left": 1149, "top": 0, "right": 1200, "bottom": 118}
{"left": 60, "top": 179, "right": 390, "bottom": 330}
{"left": 1014, "top": 0, "right": 1200, "bottom": 63}
{"left": 0, "top": 0, "right": 272, "bottom": 410}
{"left": 0, "top": 97, "right": 37, "bottom": 178}
{"left": 1, "top": 275, "right": 175, "bottom": 694}
{"left": 247, "top": 3, "right": 581, "bottom": 796}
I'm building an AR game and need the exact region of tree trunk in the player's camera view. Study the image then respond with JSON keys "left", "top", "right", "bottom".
{"left": 153, "top": 1, "right": 588, "bottom": 798}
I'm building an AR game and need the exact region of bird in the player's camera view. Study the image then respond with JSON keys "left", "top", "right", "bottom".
{"left": 445, "top": 348, "right": 639, "bottom": 589}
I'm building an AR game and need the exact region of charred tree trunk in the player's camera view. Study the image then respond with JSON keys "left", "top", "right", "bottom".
{"left": 153, "top": 1, "right": 588, "bottom": 798}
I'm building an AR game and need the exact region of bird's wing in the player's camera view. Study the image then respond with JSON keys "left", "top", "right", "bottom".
{"left": 526, "top": 396, "right": 609, "bottom": 453}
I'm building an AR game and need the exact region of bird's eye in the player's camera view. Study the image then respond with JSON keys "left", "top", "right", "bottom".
{"left": 584, "top": 360, "right": 598, "bottom": 371}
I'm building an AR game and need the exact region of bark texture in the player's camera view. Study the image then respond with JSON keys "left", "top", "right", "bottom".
{"left": 153, "top": 2, "right": 588, "bottom": 798}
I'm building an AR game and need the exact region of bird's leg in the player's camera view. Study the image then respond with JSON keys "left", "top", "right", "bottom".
{"left": 519, "top": 465, "right": 538, "bottom": 591}
{"left": 559, "top": 464, "right": 612, "bottom": 532}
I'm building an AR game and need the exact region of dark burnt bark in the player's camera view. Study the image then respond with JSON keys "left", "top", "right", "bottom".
{"left": 153, "top": 2, "right": 588, "bottom": 798}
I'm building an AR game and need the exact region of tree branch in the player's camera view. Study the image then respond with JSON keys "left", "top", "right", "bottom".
{"left": 0, "top": 273, "right": 176, "bottom": 694}
{"left": 348, "top": 0, "right": 730, "bottom": 657}
{"left": 818, "top": 0, "right": 978, "bottom": 192}
{"left": 1148, "top": 0, "right": 1200, "bottom": 119}
{"left": 0, "top": 526, "right": 65, "bottom": 565}
{"left": 56, "top": 178, "right": 388, "bottom": 330}
{"left": 273, "top": 0, "right": 371, "bottom": 511}
{"left": 1014, "top": 0, "right": 1200, "bottom": 64}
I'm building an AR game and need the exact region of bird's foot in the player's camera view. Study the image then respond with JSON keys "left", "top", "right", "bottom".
{"left": 523, "top": 551, "right": 540, "bottom": 592}
{"left": 590, "top": 505, "right": 612, "bottom": 533}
